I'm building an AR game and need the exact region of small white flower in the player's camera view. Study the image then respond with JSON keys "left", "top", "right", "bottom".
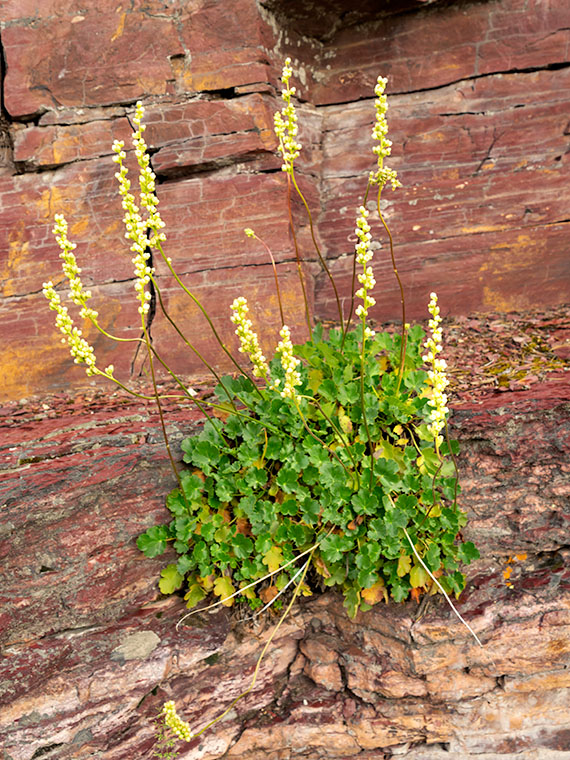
{"left": 230, "top": 297, "right": 270, "bottom": 380}
{"left": 274, "top": 59, "right": 302, "bottom": 173}
{"left": 369, "top": 76, "right": 401, "bottom": 192}
{"left": 423, "top": 292, "right": 449, "bottom": 446}
{"left": 275, "top": 324, "right": 301, "bottom": 399}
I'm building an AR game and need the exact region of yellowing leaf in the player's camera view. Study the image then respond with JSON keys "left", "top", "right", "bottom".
{"left": 338, "top": 406, "right": 353, "bottom": 435}
{"left": 184, "top": 583, "right": 206, "bottom": 609}
{"left": 429, "top": 503, "right": 442, "bottom": 517}
{"left": 397, "top": 554, "right": 412, "bottom": 577}
{"left": 298, "top": 582, "right": 313, "bottom": 597}
{"left": 308, "top": 369, "right": 324, "bottom": 393}
{"left": 198, "top": 574, "right": 215, "bottom": 591}
{"left": 410, "top": 564, "right": 430, "bottom": 588}
{"left": 393, "top": 425, "right": 404, "bottom": 436}
{"left": 361, "top": 579, "right": 388, "bottom": 606}
{"left": 314, "top": 555, "right": 331, "bottom": 578}
{"left": 239, "top": 582, "right": 257, "bottom": 600}
{"left": 159, "top": 564, "right": 184, "bottom": 595}
{"left": 213, "top": 576, "right": 235, "bottom": 606}
{"left": 262, "top": 545, "right": 283, "bottom": 574}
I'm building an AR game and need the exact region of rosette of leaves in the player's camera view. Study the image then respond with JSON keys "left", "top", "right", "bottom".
{"left": 137, "top": 324, "right": 479, "bottom": 618}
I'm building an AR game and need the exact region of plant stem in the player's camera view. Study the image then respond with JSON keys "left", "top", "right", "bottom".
{"left": 360, "top": 322, "right": 375, "bottom": 491}
{"left": 403, "top": 528, "right": 483, "bottom": 648}
{"left": 294, "top": 396, "right": 357, "bottom": 489}
{"left": 290, "top": 171, "right": 344, "bottom": 337}
{"left": 286, "top": 173, "right": 312, "bottom": 337}
{"left": 249, "top": 232, "right": 285, "bottom": 327}
{"left": 376, "top": 188, "right": 407, "bottom": 391}
{"left": 155, "top": 241, "right": 262, "bottom": 396}
{"left": 190, "top": 547, "right": 316, "bottom": 739}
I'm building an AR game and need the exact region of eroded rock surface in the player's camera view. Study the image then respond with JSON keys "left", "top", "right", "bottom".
{"left": 1, "top": 326, "right": 569, "bottom": 758}
{"left": 0, "top": 0, "right": 569, "bottom": 399}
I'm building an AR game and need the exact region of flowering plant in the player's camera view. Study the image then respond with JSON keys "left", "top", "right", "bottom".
{"left": 43, "top": 59, "right": 479, "bottom": 749}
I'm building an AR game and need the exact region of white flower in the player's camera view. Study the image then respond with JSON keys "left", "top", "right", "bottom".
{"left": 230, "top": 297, "right": 270, "bottom": 380}
{"left": 423, "top": 292, "right": 449, "bottom": 446}
{"left": 162, "top": 701, "right": 194, "bottom": 742}
{"left": 112, "top": 102, "right": 167, "bottom": 317}
{"left": 274, "top": 58, "right": 302, "bottom": 173}
{"left": 369, "top": 76, "right": 401, "bottom": 192}
{"left": 275, "top": 324, "right": 301, "bottom": 399}
{"left": 42, "top": 280, "right": 98, "bottom": 376}
{"left": 353, "top": 206, "right": 377, "bottom": 328}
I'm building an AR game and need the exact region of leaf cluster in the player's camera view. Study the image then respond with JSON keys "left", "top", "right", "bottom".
{"left": 138, "top": 324, "right": 479, "bottom": 618}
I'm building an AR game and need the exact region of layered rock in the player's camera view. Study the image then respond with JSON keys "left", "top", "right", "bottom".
{"left": 1, "top": 309, "right": 569, "bottom": 758}
{"left": 1, "top": 0, "right": 569, "bottom": 399}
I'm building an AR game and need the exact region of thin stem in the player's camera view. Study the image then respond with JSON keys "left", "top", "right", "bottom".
{"left": 177, "top": 541, "right": 320, "bottom": 627}
{"left": 141, "top": 333, "right": 227, "bottom": 443}
{"left": 155, "top": 241, "right": 262, "bottom": 396}
{"left": 403, "top": 528, "right": 483, "bottom": 648}
{"left": 359, "top": 322, "right": 375, "bottom": 491}
{"left": 290, "top": 171, "right": 344, "bottom": 336}
{"left": 240, "top": 559, "right": 309, "bottom": 622}
{"left": 377, "top": 188, "right": 407, "bottom": 391}
{"left": 293, "top": 396, "right": 357, "bottom": 489}
{"left": 299, "top": 394, "right": 360, "bottom": 490}
{"left": 249, "top": 232, "right": 285, "bottom": 327}
{"left": 286, "top": 173, "right": 312, "bottom": 337}
{"left": 151, "top": 274, "right": 242, "bottom": 415}
{"left": 190, "top": 548, "right": 316, "bottom": 739}
{"left": 141, "top": 317, "right": 184, "bottom": 493}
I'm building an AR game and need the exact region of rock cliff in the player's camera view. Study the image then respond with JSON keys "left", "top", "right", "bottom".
{"left": 0, "top": 0, "right": 568, "bottom": 399}
{"left": 1, "top": 309, "right": 569, "bottom": 759}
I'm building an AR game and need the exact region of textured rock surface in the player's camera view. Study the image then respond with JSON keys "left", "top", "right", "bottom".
{"left": 1, "top": 307, "right": 569, "bottom": 758}
{"left": 1, "top": 0, "right": 569, "bottom": 399}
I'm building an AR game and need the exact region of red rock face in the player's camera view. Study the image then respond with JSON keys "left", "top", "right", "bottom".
{"left": 1, "top": 358, "right": 569, "bottom": 759}
{"left": 1, "top": 0, "right": 569, "bottom": 401}
{"left": 1, "top": 4, "right": 569, "bottom": 752}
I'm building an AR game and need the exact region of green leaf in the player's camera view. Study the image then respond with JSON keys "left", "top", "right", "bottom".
{"left": 180, "top": 472, "right": 204, "bottom": 502}
{"left": 320, "top": 534, "right": 354, "bottom": 563}
{"left": 187, "top": 439, "right": 220, "bottom": 475}
{"left": 457, "top": 541, "right": 480, "bottom": 564}
{"left": 276, "top": 466, "right": 299, "bottom": 493}
{"left": 166, "top": 489, "right": 190, "bottom": 517}
{"left": 343, "top": 587, "right": 360, "bottom": 619}
{"left": 301, "top": 497, "right": 321, "bottom": 525}
{"left": 425, "top": 542, "right": 441, "bottom": 571}
{"left": 200, "top": 520, "right": 216, "bottom": 542}
{"left": 280, "top": 498, "right": 298, "bottom": 516}
{"left": 137, "top": 525, "right": 169, "bottom": 557}
{"left": 174, "top": 516, "right": 196, "bottom": 543}
{"left": 352, "top": 490, "right": 379, "bottom": 516}
{"left": 319, "top": 460, "right": 345, "bottom": 490}
{"left": 159, "top": 564, "right": 184, "bottom": 595}
{"left": 245, "top": 467, "right": 268, "bottom": 489}
{"left": 176, "top": 554, "right": 195, "bottom": 576}
{"left": 390, "top": 577, "right": 410, "bottom": 602}
{"left": 233, "top": 533, "right": 254, "bottom": 559}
